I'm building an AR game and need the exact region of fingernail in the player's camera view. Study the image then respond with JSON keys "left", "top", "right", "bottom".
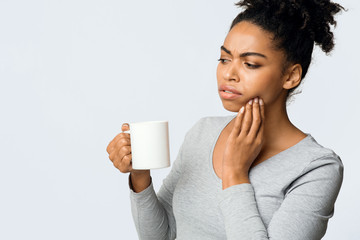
{"left": 259, "top": 99, "right": 264, "bottom": 105}
{"left": 123, "top": 123, "right": 129, "bottom": 127}
{"left": 248, "top": 99, "right": 253, "bottom": 105}
{"left": 240, "top": 106, "right": 245, "bottom": 113}
{"left": 254, "top": 97, "right": 259, "bottom": 103}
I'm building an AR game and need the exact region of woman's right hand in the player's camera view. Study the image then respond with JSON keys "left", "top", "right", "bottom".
{"left": 106, "top": 123, "right": 133, "bottom": 173}
{"left": 106, "top": 123, "right": 150, "bottom": 192}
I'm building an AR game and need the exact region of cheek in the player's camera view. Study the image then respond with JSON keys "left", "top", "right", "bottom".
{"left": 242, "top": 71, "right": 283, "bottom": 101}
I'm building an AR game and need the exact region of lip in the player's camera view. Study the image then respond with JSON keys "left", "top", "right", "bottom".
{"left": 218, "top": 84, "right": 242, "bottom": 99}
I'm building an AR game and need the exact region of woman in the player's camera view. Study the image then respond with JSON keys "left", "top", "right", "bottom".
{"left": 107, "top": 0, "right": 344, "bottom": 239}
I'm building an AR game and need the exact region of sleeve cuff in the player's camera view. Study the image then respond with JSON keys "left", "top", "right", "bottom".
{"left": 218, "top": 183, "right": 267, "bottom": 238}
{"left": 218, "top": 183, "right": 254, "bottom": 204}
{"left": 217, "top": 183, "right": 257, "bottom": 218}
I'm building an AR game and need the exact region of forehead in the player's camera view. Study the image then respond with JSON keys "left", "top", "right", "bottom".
{"left": 223, "top": 21, "right": 276, "bottom": 55}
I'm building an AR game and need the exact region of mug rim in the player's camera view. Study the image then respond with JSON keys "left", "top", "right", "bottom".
{"left": 130, "top": 120, "right": 168, "bottom": 125}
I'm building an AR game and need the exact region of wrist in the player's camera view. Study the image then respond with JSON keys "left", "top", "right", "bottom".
{"left": 222, "top": 170, "right": 250, "bottom": 190}
{"left": 131, "top": 170, "right": 150, "bottom": 178}
{"left": 130, "top": 170, "right": 151, "bottom": 193}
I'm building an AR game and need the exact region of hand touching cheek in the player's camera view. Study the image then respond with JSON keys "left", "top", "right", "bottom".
{"left": 222, "top": 97, "right": 265, "bottom": 189}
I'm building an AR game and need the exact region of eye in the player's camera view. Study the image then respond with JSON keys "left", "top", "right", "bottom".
{"left": 245, "top": 62, "right": 260, "bottom": 69}
{"left": 217, "top": 58, "right": 230, "bottom": 64}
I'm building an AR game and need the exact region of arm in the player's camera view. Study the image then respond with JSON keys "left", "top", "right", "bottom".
{"left": 129, "top": 139, "right": 185, "bottom": 240}
{"left": 218, "top": 155, "right": 343, "bottom": 240}
{"left": 107, "top": 123, "right": 184, "bottom": 239}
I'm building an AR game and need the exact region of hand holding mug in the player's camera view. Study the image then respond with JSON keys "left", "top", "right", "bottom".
{"left": 106, "top": 121, "right": 170, "bottom": 192}
{"left": 107, "top": 123, "right": 142, "bottom": 174}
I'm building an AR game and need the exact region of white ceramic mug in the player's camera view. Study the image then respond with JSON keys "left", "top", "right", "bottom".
{"left": 126, "top": 121, "right": 170, "bottom": 170}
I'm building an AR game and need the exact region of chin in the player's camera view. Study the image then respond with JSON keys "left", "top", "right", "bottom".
{"left": 222, "top": 101, "right": 244, "bottom": 113}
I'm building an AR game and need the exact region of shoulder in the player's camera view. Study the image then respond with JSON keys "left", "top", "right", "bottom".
{"left": 259, "top": 134, "right": 344, "bottom": 191}
{"left": 279, "top": 134, "right": 343, "bottom": 172}
{"left": 299, "top": 135, "right": 343, "bottom": 172}
{"left": 286, "top": 135, "right": 344, "bottom": 193}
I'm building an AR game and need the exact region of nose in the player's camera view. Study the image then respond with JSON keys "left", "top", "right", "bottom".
{"left": 224, "top": 62, "right": 240, "bottom": 82}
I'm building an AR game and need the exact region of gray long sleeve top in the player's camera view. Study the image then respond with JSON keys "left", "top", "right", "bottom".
{"left": 129, "top": 115, "right": 344, "bottom": 240}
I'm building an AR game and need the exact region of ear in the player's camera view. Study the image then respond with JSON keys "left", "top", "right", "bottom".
{"left": 282, "top": 64, "right": 302, "bottom": 90}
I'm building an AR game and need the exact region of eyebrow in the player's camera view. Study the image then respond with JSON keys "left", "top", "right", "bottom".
{"left": 221, "top": 45, "right": 267, "bottom": 59}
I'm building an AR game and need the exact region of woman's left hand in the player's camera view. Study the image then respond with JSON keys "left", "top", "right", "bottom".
{"left": 222, "top": 97, "right": 265, "bottom": 189}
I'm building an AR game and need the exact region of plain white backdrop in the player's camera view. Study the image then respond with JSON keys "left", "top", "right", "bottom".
{"left": 0, "top": 0, "right": 359, "bottom": 239}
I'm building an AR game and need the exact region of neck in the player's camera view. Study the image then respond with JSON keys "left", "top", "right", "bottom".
{"left": 262, "top": 96, "right": 302, "bottom": 150}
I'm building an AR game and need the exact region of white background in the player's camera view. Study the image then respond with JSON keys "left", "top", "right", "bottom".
{"left": 0, "top": 0, "right": 359, "bottom": 239}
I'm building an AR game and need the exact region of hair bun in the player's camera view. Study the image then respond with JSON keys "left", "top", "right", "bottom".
{"left": 235, "top": 0, "right": 345, "bottom": 53}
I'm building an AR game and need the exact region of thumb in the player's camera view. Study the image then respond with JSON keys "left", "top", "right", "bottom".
{"left": 121, "top": 123, "right": 130, "bottom": 132}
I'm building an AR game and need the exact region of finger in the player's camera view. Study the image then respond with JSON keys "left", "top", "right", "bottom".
{"left": 240, "top": 99, "right": 253, "bottom": 136}
{"left": 109, "top": 144, "right": 131, "bottom": 163}
{"left": 259, "top": 98, "right": 265, "bottom": 122}
{"left": 110, "top": 137, "right": 131, "bottom": 155}
{"left": 231, "top": 105, "right": 245, "bottom": 137}
{"left": 248, "top": 97, "right": 262, "bottom": 139}
{"left": 118, "top": 145, "right": 132, "bottom": 161}
{"left": 119, "top": 137, "right": 131, "bottom": 146}
{"left": 257, "top": 98, "right": 265, "bottom": 138}
{"left": 122, "top": 154, "right": 132, "bottom": 172}
{"left": 111, "top": 145, "right": 131, "bottom": 169}
{"left": 112, "top": 158, "right": 121, "bottom": 169}
{"left": 106, "top": 142, "right": 113, "bottom": 154}
{"left": 121, "top": 123, "right": 130, "bottom": 132}
{"left": 107, "top": 135, "right": 119, "bottom": 154}
{"left": 107, "top": 132, "right": 130, "bottom": 154}
{"left": 112, "top": 135, "right": 131, "bottom": 150}
{"left": 109, "top": 151, "right": 116, "bottom": 162}
{"left": 107, "top": 133, "right": 122, "bottom": 153}
{"left": 118, "top": 152, "right": 133, "bottom": 173}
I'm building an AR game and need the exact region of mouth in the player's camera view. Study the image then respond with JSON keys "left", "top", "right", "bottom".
{"left": 219, "top": 85, "right": 241, "bottom": 94}
{"left": 218, "top": 85, "right": 242, "bottom": 99}
{"left": 222, "top": 90, "right": 238, "bottom": 94}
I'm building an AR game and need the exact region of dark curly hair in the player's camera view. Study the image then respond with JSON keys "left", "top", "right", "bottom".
{"left": 230, "top": 0, "right": 344, "bottom": 101}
